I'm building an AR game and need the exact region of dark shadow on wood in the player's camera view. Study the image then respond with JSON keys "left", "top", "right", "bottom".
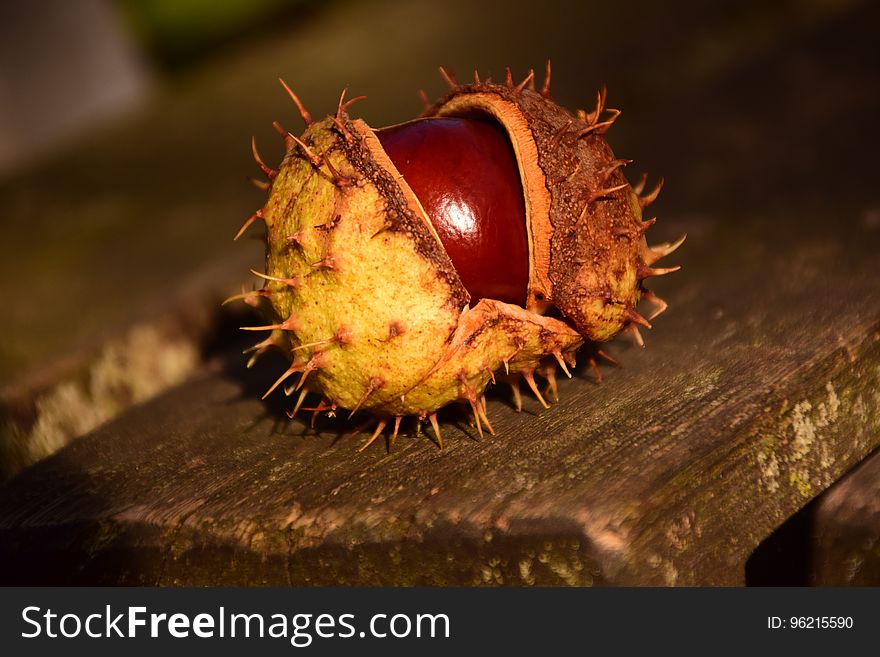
{"left": 745, "top": 500, "right": 814, "bottom": 586}
{"left": 746, "top": 445, "right": 880, "bottom": 586}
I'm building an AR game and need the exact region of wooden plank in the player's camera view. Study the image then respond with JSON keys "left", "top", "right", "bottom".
{"left": 0, "top": 254, "right": 261, "bottom": 479}
{"left": 745, "top": 446, "right": 880, "bottom": 586}
{"left": 1, "top": 0, "right": 878, "bottom": 584}
{"left": 1, "top": 209, "right": 878, "bottom": 585}
{"left": 809, "top": 449, "right": 880, "bottom": 585}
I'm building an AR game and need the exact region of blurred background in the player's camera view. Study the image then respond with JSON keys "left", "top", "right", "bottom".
{"left": 1, "top": 0, "right": 878, "bottom": 473}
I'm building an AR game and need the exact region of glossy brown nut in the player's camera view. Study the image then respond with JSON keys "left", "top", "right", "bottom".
{"left": 376, "top": 117, "right": 529, "bottom": 306}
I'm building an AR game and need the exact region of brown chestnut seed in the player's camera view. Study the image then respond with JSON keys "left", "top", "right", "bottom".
{"left": 376, "top": 118, "right": 529, "bottom": 306}
{"left": 232, "top": 66, "right": 684, "bottom": 450}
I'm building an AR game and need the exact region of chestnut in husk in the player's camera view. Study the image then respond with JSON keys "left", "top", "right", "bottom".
{"left": 231, "top": 64, "right": 684, "bottom": 449}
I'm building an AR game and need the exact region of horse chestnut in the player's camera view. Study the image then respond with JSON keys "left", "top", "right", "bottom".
{"left": 376, "top": 118, "right": 529, "bottom": 306}
{"left": 231, "top": 65, "right": 684, "bottom": 449}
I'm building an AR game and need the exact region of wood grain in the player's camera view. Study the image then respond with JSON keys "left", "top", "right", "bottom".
{"left": 1, "top": 209, "right": 878, "bottom": 585}
{"left": 810, "top": 448, "right": 880, "bottom": 585}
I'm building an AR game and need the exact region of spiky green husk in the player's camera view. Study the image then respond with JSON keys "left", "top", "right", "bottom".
{"left": 258, "top": 116, "right": 581, "bottom": 419}
{"left": 235, "top": 67, "right": 684, "bottom": 447}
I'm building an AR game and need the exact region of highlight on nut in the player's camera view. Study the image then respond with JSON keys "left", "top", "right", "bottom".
{"left": 227, "top": 62, "right": 685, "bottom": 451}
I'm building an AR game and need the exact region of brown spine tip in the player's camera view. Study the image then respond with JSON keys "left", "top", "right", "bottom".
{"left": 602, "top": 108, "right": 621, "bottom": 129}
{"left": 626, "top": 324, "right": 646, "bottom": 348}
{"left": 477, "top": 398, "right": 495, "bottom": 435}
{"left": 348, "top": 376, "right": 385, "bottom": 418}
{"left": 552, "top": 350, "right": 572, "bottom": 378}
{"left": 640, "top": 264, "right": 681, "bottom": 278}
{"left": 504, "top": 66, "right": 514, "bottom": 87}
{"left": 289, "top": 133, "right": 323, "bottom": 168}
{"left": 358, "top": 418, "right": 388, "bottom": 452}
{"left": 587, "top": 355, "right": 603, "bottom": 383}
{"left": 632, "top": 172, "right": 649, "bottom": 195}
{"left": 286, "top": 387, "right": 310, "bottom": 419}
{"left": 501, "top": 339, "right": 525, "bottom": 375}
{"left": 250, "top": 268, "right": 300, "bottom": 288}
{"left": 271, "top": 120, "right": 297, "bottom": 151}
{"left": 576, "top": 114, "right": 619, "bottom": 138}
{"left": 642, "top": 290, "right": 668, "bottom": 321}
{"left": 243, "top": 335, "right": 282, "bottom": 354}
{"left": 514, "top": 69, "right": 535, "bottom": 94}
{"left": 295, "top": 354, "right": 323, "bottom": 391}
{"left": 638, "top": 217, "right": 658, "bottom": 234}
{"left": 418, "top": 88, "right": 432, "bottom": 111}
{"left": 596, "top": 348, "right": 618, "bottom": 366}
{"left": 251, "top": 136, "right": 278, "bottom": 179}
{"left": 600, "top": 159, "right": 632, "bottom": 182}
{"left": 542, "top": 366, "right": 559, "bottom": 402}
{"left": 303, "top": 399, "right": 337, "bottom": 428}
{"left": 240, "top": 315, "right": 298, "bottom": 332}
{"left": 291, "top": 335, "right": 336, "bottom": 352}
{"left": 278, "top": 78, "right": 313, "bottom": 126}
{"left": 248, "top": 176, "right": 271, "bottom": 191}
{"left": 438, "top": 66, "right": 457, "bottom": 89}
{"left": 549, "top": 119, "right": 573, "bottom": 153}
{"left": 588, "top": 346, "right": 616, "bottom": 383}
{"left": 522, "top": 370, "right": 550, "bottom": 409}
{"left": 390, "top": 416, "right": 403, "bottom": 449}
{"left": 335, "top": 88, "right": 348, "bottom": 119}
{"left": 585, "top": 86, "right": 608, "bottom": 125}
{"left": 586, "top": 182, "right": 628, "bottom": 204}
{"left": 428, "top": 413, "right": 444, "bottom": 448}
{"left": 243, "top": 334, "right": 284, "bottom": 369}
{"left": 639, "top": 177, "right": 664, "bottom": 208}
{"left": 509, "top": 378, "right": 523, "bottom": 412}
{"left": 321, "top": 152, "right": 354, "bottom": 187}
{"left": 645, "top": 234, "right": 687, "bottom": 264}
{"left": 331, "top": 116, "right": 354, "bottom": 143}
{"left": 221, "top": 287, "right": 270, "bottom": 307}
{"left": 234, "top": 209, "right": 264, "bottom": 241}
{"left": 263, "top": 362, "right": 304, "bottom": 399}
{"left": 468, "top": 398, "right": 484, "bottom": 439}
{"left": 341, "top": 94, "right": 368, "bottom": 115}
{"left": 540, "top": 59, "right": 552, "bottom": 97}
{"left": 624, "top": 307, "right": 653, "bottom": 330}
{"left": 302, "top": 399, "right": 336, "bottom": 413}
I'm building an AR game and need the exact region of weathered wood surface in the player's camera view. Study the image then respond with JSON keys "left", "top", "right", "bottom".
{"left": 746, "top": 445, "right": 880, "bottom": 586}
{"left": 1, "top": 208, "right": 878, "bottom": 585}
{"left": 1, "top": 0, "right": 879, "bottom": 585}
{"left": 808, "top": 448, "right": 880, "bottom": 585}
